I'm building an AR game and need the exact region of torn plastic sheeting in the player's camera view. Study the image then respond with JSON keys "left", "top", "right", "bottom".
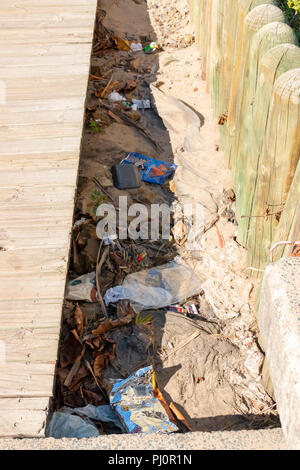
{"left": 104, "top": 258, "right": 202, "bottom": 312}
{"left": 61, "top": 404, "right": 124, "bottom": 431}
{"left": 110, "top": 366, "right": 178, "bottom": 433}
{"left": 150, "top": 84, "right": 203, "bottom": 153}
{"left": 108, "top": 91, "right": 126, "bottom": 102}
{"left": 66, "top": 272, "right": 97, "bottom": 302}
{"left": 121, "top": 152, "right": 177, "bottom": 185}
{"left": 47, "top": 412, "right": 100, "bottom": 439}
{"left": 130, "top": 42, "right": 143, "bottom": 52}
{"left": 131, "top": 99, "right": 151, "bottom": 111}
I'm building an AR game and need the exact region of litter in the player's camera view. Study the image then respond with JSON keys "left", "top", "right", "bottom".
{"left": 113, "top": 36, "right": 131, "bottom": 51}
{"left": 144, "top": 42, "right": 159, "bottom": 54}
{"left": 73, "top": 217, "right": 87, "bottom": 230}
{"left": 108, "top": 91, "right": 126, "bottom": 102}
{"left": 62, "top": 404, "right": 124, "bottom": 431}
{"left": 66, "top": 272, "right": 97, "bottom": 302}
{"left": 166, "top": 303, "right": 200, "bottom": 318}
{"left": 110, "top": 365, "right": 178, "bottom": 433}
{"left": 104, "top": 258, "right": 202, "bottom": 312}
{"left": 121, "top": 152, "right": 177, "bottom": 185}
{"left": 111, "top": 162, "right": 142, "bottom": 189}
{"left": 130, "top": 42, "right": 143, "bottom": 52}
{"left": 131, "top": 99, "right": 151, "bottom": 111}
{"left": 103, "top": 234, "right": 118, "bottom": 246}
{"left": 47, "top": 412, "right": 100, "bottom": 439}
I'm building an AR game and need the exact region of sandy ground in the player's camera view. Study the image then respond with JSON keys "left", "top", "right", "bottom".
{"left": 52, "top": 0, "right": 279, "bottom": 436}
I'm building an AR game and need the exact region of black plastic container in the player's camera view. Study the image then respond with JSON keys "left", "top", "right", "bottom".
{"left": 111, "top": 163, "right": 142, "bottom": 189}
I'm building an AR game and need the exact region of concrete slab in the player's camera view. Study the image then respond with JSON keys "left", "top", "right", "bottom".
{"left": 258, "top": 257, "right": 300, "bottom": 450}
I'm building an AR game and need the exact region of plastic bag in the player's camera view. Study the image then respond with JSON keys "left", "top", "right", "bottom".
{"left": 130, "top": 42, "right": 143, "bottom": 52}
{"left": 104, "top": 258, "right": 202, "bottom": 311}
{"left": 108, "top": 91, "right": 126, "bottom": 102}
{"left": 110, "top": 366, "right": 178, "bottom": 433}
{"left": 66, "top": 272, "right": 97, "bottom": 302}
{"left": 121, "top": 152, "right": 177, "bottom": 185}
{"left": 131, "top": 99, "right": 151, "bottom": 111}
{"left": 61, "top": 405, "right": 124, "bottom": 431}
{"left": 47, "top": 412, "right": 100, "bottom": 438}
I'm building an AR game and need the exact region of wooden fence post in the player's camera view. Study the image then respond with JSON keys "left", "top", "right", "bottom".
{"left": 271, "top": 159, "right": 300, "bottom": 260}
{"left": 225, "top": 2, "right": 284, "bottom": 168}
{"left": 246, "top": 68, "right": 300, "bottom": 273}
{"left": 234, "top": 23, "right": 296, "bottom": 246}
{"left": 210, "top": 0, "right": 225, "bottom": 116}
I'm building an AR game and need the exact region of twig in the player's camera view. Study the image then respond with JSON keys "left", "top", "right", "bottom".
{"left": 101, "top": 102, "right": 161, "bottom": 152}
{"left": 92, "top": 177, "right": 115, "bottom": 204}
{"left": 64, "top": 346, "right": 86, "bottom": 388}
{"left": 96, "top": 242, "right": 109, "bottom": 317}
{"left": 100, "top": 76, "right": 113, "bottom": 98}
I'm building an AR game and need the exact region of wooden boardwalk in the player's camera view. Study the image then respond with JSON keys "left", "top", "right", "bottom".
{"left": 0, "top": 0, "right": 97, "bottom": 437}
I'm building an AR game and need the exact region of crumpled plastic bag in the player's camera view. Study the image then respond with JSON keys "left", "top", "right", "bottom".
{"left": 104, "top": 258, "right": 202, "bottom": 311}
{"left": 47, "top": 412, "right": 100, "bottom": 438}
{"left": 60, "top": 404, "right": 124, "bottom": 431}
{"left": 65, "top": 272, "right": 97, "bottom": 302}
{"left": 110, "top": 366, "right": 178, "bottom": 433}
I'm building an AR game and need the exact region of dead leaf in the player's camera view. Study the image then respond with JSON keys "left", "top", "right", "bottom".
{"left": 92, "top": 303, "right": 135, "bottom": 335}
{"left": 125, "top": 80, "right": 137, "bottom": 91}
{"left": 113, "top": 36, "right": 130, "bottom": 51}
{"left": 73, "top": 303, "right": 84, "bottom": 336}
{"left": 59, "top": 330, "right": 83, "bottom": 368}
{"left": 83, "top": 389, "right": 106, "bottom": 406}
{"left": 93, "top": 337, "right": 116, "bottom": 376}
{"left": 108, "top": 110, "right": 124, "bottom": 124}
{"left": 169, "top": 402, "right": 193, "bottom": 432}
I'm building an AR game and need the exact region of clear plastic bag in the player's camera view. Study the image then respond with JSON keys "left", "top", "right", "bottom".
{"left": 104, "top": 258, "right": 202, "bottom": 311}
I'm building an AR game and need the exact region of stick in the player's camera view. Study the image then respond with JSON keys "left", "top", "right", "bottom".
{"left": 101, "top": 102, "right": 161, "bottom": 152}
{"left": 96, "top": 243, "right": 109, "bottom": 317}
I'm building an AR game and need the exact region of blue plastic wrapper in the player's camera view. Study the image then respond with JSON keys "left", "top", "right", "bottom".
{"left": 121, "top": 152, "right": 177, "bottom": 185}
{"left": 110, "top": 366, "right": 178, "bottom": 434}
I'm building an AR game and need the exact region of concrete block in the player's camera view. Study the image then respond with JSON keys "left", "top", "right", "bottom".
{"left": 258, "top": 257, "right": 300, "bottom": 449}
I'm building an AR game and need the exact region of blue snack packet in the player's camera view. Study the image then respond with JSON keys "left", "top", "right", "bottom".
{"left": 121, "top": 152, "right": 177, "bottom": 185}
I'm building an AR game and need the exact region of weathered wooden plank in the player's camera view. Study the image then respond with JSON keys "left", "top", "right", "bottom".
{"left": 3, "top": 76, "right": 89, "bottom": 101}
{"left": 0, "top": 397, "right": 49, "bottom": 437}
{"left": 0, "top": 328, "right": 59, "bottom": 364}
{"left": 0, "top": 184, "right": 75, "bottom": 208}
{"left": 0, "top": 0, "right": 96, "bottom": 437}
{"left": 0, "top": 299, "right": 63, "bottom": 330}
{"left": 0, "top": 151, "right": 77, "bottom": 169}
{"left": 0, "top": 97, "right": 86, "bottom": 114}
{"left": 0, "top": 247, "right": 68, "bottom": 274}
{"left": 0, "top": 364, "right": 55, "bottom": 397}
{"left": 0, "top": 43, "right": 92, "bottom": 60}
{"left": 0, "top": 206, "right": 74, "bottom": 224}
{"left": 0, "top": 168, "right": 78, "bottom": 187}
{"left": 0, "top": 11, "right": 96, "bottom": 31}
{"left": 0, "top": 108, "right": 83, "bottom": 127}
{"left": 0, "top": 122, "right": 83, "bottom": 141}
{"left": 4, "top": 0, "right": 94, "bottom": 5}
{"left": 0, "top": 27, "right": 94, "bottom": 45}
{"left": 0, "top": 63, "right": 90, "bottom": 79}
{"left": 0, "top": 137, "right": 82, "bottom": 155}
{"left": 0, "top": 272, "right": 67, "bottom": 301}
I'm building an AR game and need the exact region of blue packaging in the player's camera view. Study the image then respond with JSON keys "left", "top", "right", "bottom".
{"left": 121, "top": 152, "right": 177, "bottom": 185}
